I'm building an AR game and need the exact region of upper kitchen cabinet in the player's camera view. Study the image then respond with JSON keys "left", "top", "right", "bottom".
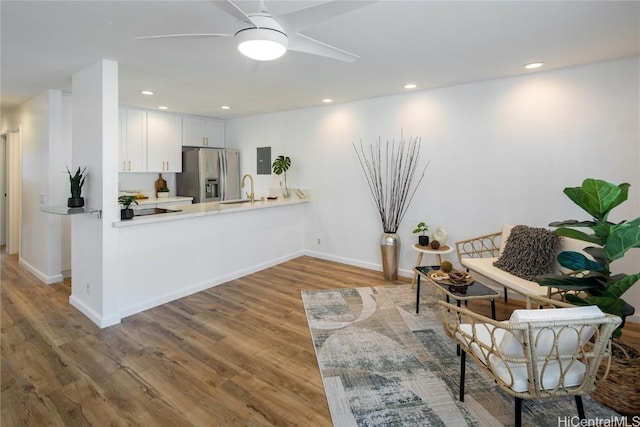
{"left": 182, "top": 116, "right": 225, "bottom": 147}
{"left": 147, "top": 112, "right": 182, "bottom": 173}
{"left": 119, "top": 108, "right": 147, "bottom": 172}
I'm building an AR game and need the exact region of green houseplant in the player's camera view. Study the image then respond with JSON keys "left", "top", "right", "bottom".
{"left": 535, "top": 178, "right": 640, "bottom": 336}
{"left": 272, "top": 155, "right": 291, "bottom": 197}
{"left": 118, "top": 195, "right": 138, "bottom": 220}
{"left": 535, "top": 178, "right": 640, "bottom": 415}
{"left": 157, "top": 185, "right": 169, "bottom": 198}
{"left": 67, "top": 166, "right": 87, "bottom": 208}
{"left": 413, "top": 221, "right": 430, "bottom": 246}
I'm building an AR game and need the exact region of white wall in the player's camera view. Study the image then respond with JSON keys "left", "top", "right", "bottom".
{"left": 227, "top": 58, "right": 640, "bottom": 320}
{"left": 1, "top": 90, "right": 68, "bottom": 283}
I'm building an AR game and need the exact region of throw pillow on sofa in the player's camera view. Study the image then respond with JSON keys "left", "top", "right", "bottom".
{"left": 493, "top": 225, "right": 560, "bottom": 281}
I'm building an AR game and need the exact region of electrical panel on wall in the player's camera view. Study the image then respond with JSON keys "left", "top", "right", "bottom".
{"left": 257, "top": 147, "right": 271, "bottom": 175}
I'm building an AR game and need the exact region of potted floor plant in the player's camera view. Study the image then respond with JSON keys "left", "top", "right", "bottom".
{"left": 67, "top": 166, "right": 87, "bottom": 208}
{"left": 535, "top": 178, "right": 640, "bottom": 414}
{"left": 118, "top": 195, "right": 138, "bottom": 220}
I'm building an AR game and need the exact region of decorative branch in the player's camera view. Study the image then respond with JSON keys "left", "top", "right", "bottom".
{"left": 353, "top": 132, "right": 429, "bottom": 233}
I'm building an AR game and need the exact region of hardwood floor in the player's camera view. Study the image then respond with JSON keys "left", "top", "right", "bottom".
{"left": 2, "top": 253, "right": 639, "bottom": 426}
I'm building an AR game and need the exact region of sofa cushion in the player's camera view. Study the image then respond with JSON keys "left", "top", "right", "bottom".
{"left": 461, "top": 257, "right": 548, "bottom": 296}
{"left": 493, "top": 225, "right": 560, "bottom": 281}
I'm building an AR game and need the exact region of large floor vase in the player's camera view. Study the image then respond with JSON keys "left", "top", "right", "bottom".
{"left": 380, "top": 232, "right": 400, "bottom": 281}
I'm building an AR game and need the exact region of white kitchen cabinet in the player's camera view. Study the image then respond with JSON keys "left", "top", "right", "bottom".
{"left": 119, "top": 108, "right": 147, "bottom": 172}
{"left": 147, "top": 112, "right": 182, "bottom": 172}
{"left": 182, "top": 116, "right": 225, "bottom": 147}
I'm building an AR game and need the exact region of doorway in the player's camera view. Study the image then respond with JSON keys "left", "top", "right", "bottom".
{"left": 3, "top": 130, "right": 21, "bottom": 255}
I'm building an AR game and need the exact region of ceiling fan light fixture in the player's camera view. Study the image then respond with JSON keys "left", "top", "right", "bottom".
{"left": 237, "top": 28, "right": 288, "bottom": 61}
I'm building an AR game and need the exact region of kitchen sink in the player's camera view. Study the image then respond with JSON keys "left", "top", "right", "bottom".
{"left": 219, "top": 199, "right": 252, "bottom": 205}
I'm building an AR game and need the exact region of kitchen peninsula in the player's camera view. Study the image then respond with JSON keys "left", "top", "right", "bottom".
{"left": 103, "top": 195, "right": 310, "bottom": 325}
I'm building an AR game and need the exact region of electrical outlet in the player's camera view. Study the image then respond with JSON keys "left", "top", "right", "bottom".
{"left": 39, "top": 194, "right": 45, "bottom": 204}
{"left": 86, "top": 282, "right": 90, "bottom": 294}
{"left": 316, "top": 238, "right": 321, "bottom": 246}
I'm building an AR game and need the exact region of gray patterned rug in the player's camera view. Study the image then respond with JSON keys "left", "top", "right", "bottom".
{"left": 301, "top": 285, "right": 620, "bottom": 426}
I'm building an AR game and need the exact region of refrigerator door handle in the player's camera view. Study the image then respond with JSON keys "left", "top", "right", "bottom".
{"left": 219, "top": 150, "right": 226, "bottom": 201}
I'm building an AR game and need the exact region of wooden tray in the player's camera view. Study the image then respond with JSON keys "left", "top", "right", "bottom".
{"left": 428, "top": 270, "right": 473, "bottom": 286}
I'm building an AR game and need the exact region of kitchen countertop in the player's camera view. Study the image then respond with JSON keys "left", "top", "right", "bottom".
{"left": 132, "top": 196, "right": 193, "bottom": 206}
{"left": 113, "top": 196, "right": 309, "bottom": 227}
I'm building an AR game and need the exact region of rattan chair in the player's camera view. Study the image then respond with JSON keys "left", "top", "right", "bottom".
{"left": 438, "top": 295, "right": 621, "bottom": 427}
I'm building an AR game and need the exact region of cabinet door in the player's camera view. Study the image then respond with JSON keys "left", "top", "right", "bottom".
{"left": 182, "top": 117, "right": 206, "bottom": 147}
{"left": 119, "top": 108, "right": 147, "bottom": 172}
{"left": 204, "top": 119, "right": 225, "bottom": 147}
{"left": 147, "top": 112, "right": 182, "bottom": 172}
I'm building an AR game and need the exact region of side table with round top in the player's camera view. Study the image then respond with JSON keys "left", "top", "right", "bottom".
{"left": 411, "top": 243, "right": 454, "bottom": 287}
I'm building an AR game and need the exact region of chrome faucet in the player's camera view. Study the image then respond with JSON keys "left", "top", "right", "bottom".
{"left": 241, "top": 173, "right": 255, "bottom": 202}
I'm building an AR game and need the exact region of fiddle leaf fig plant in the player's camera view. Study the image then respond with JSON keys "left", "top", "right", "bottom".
{"left": 535, "top": 178, "right": 640, "bottom": 337}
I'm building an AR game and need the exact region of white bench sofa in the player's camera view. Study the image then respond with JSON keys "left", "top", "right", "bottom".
{"left": 455, "top": 225, "right": 586, "bottom": 301}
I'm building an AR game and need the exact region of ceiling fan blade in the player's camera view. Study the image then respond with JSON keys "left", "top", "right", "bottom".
{"left": 135, "top": 33, "right": 232, "bottom": 40}
{"left": 210, "top": 0, "right": 258, "bottom": 28}
{"left": 288, "top": 33, "right": 359, "bottom": 63}
{"left": 278, "top": 1, "right": 376, "bottom": 33}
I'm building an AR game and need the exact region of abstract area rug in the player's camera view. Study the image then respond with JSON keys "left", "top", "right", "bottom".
{"left": 301, "top": 285, "right": 619, "bottom": 426}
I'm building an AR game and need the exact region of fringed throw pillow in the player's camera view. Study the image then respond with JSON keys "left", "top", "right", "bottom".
{"left": 493, "top": 225, "right": 560, "bottom": 280}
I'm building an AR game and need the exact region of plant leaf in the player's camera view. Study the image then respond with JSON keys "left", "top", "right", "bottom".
{"left": 549, "top": 220, "right": 597, "bottom": 228}
{"left": 556, "top": 251, "right": 605, "bottom": 272}
{"left": 555, "top": 227, "right": 603, "bottom": 245}
{"left": 605, "top": 273, "right": 640, "bottom": 299}
{"left": 604, "top": 221, "right": 640, "bottom": 261}
{"left": 535, "top": 273, "right": 603, "bottom": 291}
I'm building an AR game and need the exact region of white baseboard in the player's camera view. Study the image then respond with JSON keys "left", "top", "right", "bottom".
{"left": 69, "top": 294, "right": 121, "bottom": 328}
{"left": 19, "top": 257, "right": 64, "bottom": 285}
{"left": 303, "top": 250, "right": 413, "bottom": 279}
{"left": 118, "top": 250, "right": 305, "bottom": 321}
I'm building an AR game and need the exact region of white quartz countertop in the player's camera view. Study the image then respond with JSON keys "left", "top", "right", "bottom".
{"left": 113, "top": 196, "right": 309, "bottom": 227}
{"left": 132, "top": 196, "right": 193, "bottom": 206}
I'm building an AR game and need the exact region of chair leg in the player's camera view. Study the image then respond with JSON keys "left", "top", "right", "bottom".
{"left": 514, "top": 397, "right": 522, "bottom": 427}
{"left": 575, "top": 396, "right": 585, "bottom": 419}
{"left": 504, "top": 287, "right": 508, "bottom": 303}
{"left": 459, "top": 350, "right": 466, "bottom": 402}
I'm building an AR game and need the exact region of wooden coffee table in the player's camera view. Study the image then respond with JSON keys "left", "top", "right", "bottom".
{"left": 414, "top": 266, "right": 499, "bottom": 319}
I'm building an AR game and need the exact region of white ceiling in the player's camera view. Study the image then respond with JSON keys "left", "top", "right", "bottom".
{"left": 2, "top": 1, "right": 638, "bottom": 119}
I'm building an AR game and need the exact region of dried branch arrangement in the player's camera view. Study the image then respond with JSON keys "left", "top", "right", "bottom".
{"left": 353, "top": 133, "right": 429, "bottom": 233}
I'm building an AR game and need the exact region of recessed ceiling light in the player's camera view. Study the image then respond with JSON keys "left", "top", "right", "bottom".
{"left": 157, "top": 106, "right": 168, "bottom": 110}
{"left": 221, "top": 105, "right": 230, "bottom": 110}
{"left": 141, "top": 90, "right": 154, "bottom": 95}
{"left": 524, "top": 62, "right": 544, "bottom": 70}
{"left": 404, "top": 83, "right": 417, "bottom": 89}
{"left": 322, "top": 98, "right": 333, "bottom": 103}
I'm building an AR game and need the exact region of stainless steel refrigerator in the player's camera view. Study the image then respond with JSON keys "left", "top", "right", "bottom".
{"left": 177, "top": 147, "right": 240, "bottom": 203}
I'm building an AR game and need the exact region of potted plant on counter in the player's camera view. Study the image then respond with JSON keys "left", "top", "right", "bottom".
{"left": 157, "top": 186, "right": 169, "bottom": 198}
{"left": 413, "top": 221, "right": 429, "bottom": 246}
{"left": 118, "top": 195, "right": 138, "bottom": 220}
{"left": 67, "top": 166, "right": 87, "bottom": 208}
{"left": 272, "top": 155, "right": 291, "bottom": 197}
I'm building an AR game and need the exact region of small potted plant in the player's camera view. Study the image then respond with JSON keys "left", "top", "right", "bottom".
{"left": 118, "top": 195, "right": 138, "bottom": 220}
{"left": 157, "top": 186, "right": 169, "bottom": 198}
{"left": 272, "top": 155, "right": 291, "bottom": 197}
{"left": 413, "top": 221, "right": 429, "bottom": 246}
{"left": 67, "top": 166, "right": 87, "bottom": 208}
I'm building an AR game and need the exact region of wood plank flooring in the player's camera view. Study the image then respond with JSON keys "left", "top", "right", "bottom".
{"left": 2, "top": 253, "right": 639, "bottom": 426}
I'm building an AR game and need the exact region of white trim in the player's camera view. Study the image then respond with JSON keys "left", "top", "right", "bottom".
{"left": 118, "top": 250, "right": 305, "bottom": 321}
{"left": 69, "top": 295, "right": 121, "bottom": 328}
{"left": 19, "top": 256, "right": 63, "bottom": 285}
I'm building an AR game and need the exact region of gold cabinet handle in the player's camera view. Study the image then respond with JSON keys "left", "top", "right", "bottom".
{"left": 128, "top": 160, "right": 131, "bottom": 171}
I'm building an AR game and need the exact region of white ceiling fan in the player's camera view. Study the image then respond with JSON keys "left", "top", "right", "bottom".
{"left": 136, "top": 0, "right": 374, "bottom": 62}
